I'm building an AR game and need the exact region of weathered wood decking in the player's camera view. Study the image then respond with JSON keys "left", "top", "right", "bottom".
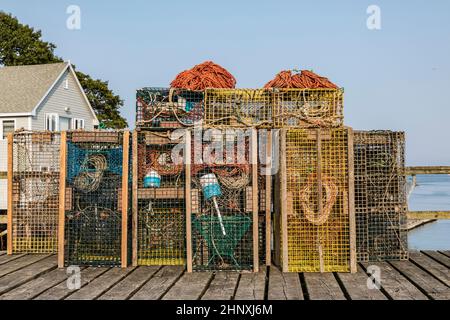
{"left": 0, "top": 251, "right": 448, "bottom": 300}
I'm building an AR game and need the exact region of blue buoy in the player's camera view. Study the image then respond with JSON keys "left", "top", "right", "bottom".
{"left": 144, "top": 170, "right": 161, "bottom": 188}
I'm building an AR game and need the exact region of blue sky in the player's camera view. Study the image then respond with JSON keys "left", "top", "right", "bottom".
{"left": 1, "top": 0, "right": 449, "bottom": 165}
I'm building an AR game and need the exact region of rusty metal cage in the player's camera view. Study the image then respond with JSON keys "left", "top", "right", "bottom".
{"left": 133, "top": 130, "right": 186, "bottom": 266}
{"left": 203, "top": 89, "right": 272, "bottom": 128}
{"left": 188, "top": 128, "right": 259, "bottom": 271}
{"left": 354, "top": 131, "right": 408, "bottom": 262}
{"left": 63, "top": 131, "right": 129, "bottom": 267}
{"left": 274, "top": 128, "right": 356, "bottom": 272}
{"left": 271, "top": 88, "right": 344, "bottom": 128}
{"left": 10, "top": 132, "right": 60, "bottom": 253}
{"left": 136, "top": 88, "right": 204, "bottom": 129}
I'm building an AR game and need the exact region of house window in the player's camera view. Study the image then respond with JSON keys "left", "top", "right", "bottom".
{"left": 45, "top": 113, "right": 59, "bottom": 131}
{"left": 72, "top": 118, "right": 85, "bottom": 130}
{"left": 1, "top": 120, "right": 15, "bottom": 140}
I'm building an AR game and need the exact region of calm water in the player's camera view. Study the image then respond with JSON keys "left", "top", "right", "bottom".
{"left": 408, "top": 175, "right": 450, "bottom": 250}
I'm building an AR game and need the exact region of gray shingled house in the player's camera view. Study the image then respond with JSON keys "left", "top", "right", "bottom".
{"left": 0, "top": 62, "right": 99, "bottom": 211}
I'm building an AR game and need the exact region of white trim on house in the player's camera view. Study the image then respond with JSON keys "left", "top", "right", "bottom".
{"left": 45, "top": 113, "right": 59, "bottom": 131}
{"left": 0, "top": 112, "right": 32, "bottom": 117}
{"left": 72, "top": 118, "right": 85, "bottom": 130}
{"left": 67, "top": 64, "right": 99, "bottom": 126}
{"left": 0, "top": 118, "right": 16, "bottom": 140}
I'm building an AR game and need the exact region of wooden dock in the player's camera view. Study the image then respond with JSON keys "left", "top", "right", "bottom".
{"left": 0, "top": 251, "right": 448, "bottom": 300}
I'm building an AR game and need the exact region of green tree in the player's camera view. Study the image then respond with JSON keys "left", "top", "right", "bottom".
{"left": 0, "top": 12, "right": 128, "bottom": 129}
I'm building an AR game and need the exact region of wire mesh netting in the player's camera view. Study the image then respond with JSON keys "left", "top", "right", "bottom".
{"left": 136, "top": 130, "right": 186, "bottom": 265}
{"left": 136, "top": 88, "right": 204, "bottom": 129}
{"left": 203, "top": 89, "right": 272, "bottom": 128}
{"left": 11, "top": 132, "right": 60, "bottom": 253}
{"left": 64, "top": 131, "right": 126, "bottom": 267}
{"left": 271, "top": 88, "right": 344, "bottom": 128}
{"left": 277, "top": 128, "right": 352, "bottom": 272}
{"left": 190, "top": 128, "right": 257, "bottom": 271}
{"left": 354, "top": 131, "right": 408, "bottom": 262}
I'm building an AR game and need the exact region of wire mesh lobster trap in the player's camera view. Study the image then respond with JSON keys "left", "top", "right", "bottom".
{"left": 61, "top": 131, "right": 130, "bottom": 267}
{"left": 136, "top": 88, "right": 204, "bottom": 129}
{"left": 203, "top": 89, "right": 272, "bottom": 128}
{"left": 187, "top": 128, "right": 259, "bottom": 272}
{"left": 9, "top": 132, "right": 60, "bottom": 253}
{"left": 354, "top": 131, "right": 408, "bottom": 262}
{"left": 274, "top": 128, "right": 356, "bottom": 273}
{"left": 133, "top": 130, "right": 186, "bottom": 266}
{"left": 271, "top": 89, "right": 344, "bottom": 128}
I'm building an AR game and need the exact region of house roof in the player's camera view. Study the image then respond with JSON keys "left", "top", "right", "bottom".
{"left": 0, "top": 62, "right": 69, "bottom": 114}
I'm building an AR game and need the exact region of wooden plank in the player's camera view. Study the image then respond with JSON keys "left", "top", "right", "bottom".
{"left": 0, "top": 252, "right": 5, "bottom": 256}
{"left": 185, "top": 131, "right": 192, "bottom": 273}
{"left": 440, "top": 251, "right": 450, "bottom": 259}
{"left": 58, "top": 131, "right": 67, "bottom": 268}
{"left": 316, "top": 129, "right": 324, "bottom": 273}
{"left": 65, "top": 267, "right": 136, "bottom": 300}
{"left": 0, "top": 255, "right": 57, "bottom": 295}
{"left": 0, "top": 267, "right": 73, "bottom": 300}
{"left": 361, "top": 262, "right": 428, "bottom": 300}
{"left": 132, "top": 130, "right": 138, "bottom": 266}
{"left": 265, "top": 130, "right": 272, "bottom": 267}
{"left": 234, "top": 269, "right": 266, "bottom": 300}
{"left": 252, "top": 128, "right": 259, "bottom": 273}
{"left": 121, "top": 131, "right": 130, "bottom": 268}
{"left": 0, "top": 254, "right": 50, "bottom": 278}
{"left": 34, "top": 267, "right": 108, "bottom": 300}
{"left": 130, "top": 266, "right": 184, "bottom": 300}
{"left": 409, "top": 252, "right": 450, "bottom": 287}
{"left": 303, "top": 272, "right": 346, "bottom": 300}
{"left": 423, "top": 251, "right": 450, "bottom": 268}
{"left": 201, "top": 272, "right": 239, "bottom": 300}
{"left": 347, "top": 128, "right": 357, "bottom": 273}
{"left": 336, "top": 266, "right": 388, "bottom": 300}
{"left": 0, "top": 253, "right": 26, "bottom": 265}
{"left": 7, "top": 133, "right": 13, "bottom": 254}
{"left": 407, "top": 211, "right": 450, "bottom": 219}
{"left": 280, "top": 129, "right": 288, "bottom": 272}
{"left": 98, "top": 266, "right": 160, "bottom": 300}
{"left": 390, "top": 260, "right": 450, "bottom": 300}
{"left": 162, "top": 272, "right": 213, "bottom": 300}
{"left": 268, "top": 266, "right": 303, "bottom": 300}
{"left": 138, "top": 188, "right": 185, "bottom": 200}
{"left": 405, "top": 166, "right": 450, "bottom": 175}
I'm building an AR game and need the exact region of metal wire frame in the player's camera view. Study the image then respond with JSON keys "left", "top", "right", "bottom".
{"left": 274, "top": 128, "right": 356, "bottom": 273}
{"left": 188, "top": 128, "right": 259, "bottom": 272}
{"left": 133, "top": 129, "right": 186, "bottom": 266}
{"left": 62, "top": 131, "right": 129, "bottom": 267}
{"left": 203, "top": 89, "right": 272, "bottom": 128}
{"left": 136, "top": 88, "right": 204, "bottom": 129}
{"left": 354, "top": 131, "right": 408, "bottom": 262}
{"left": 10, "top": 132, "right": 60, "bottom": 253}
{"left": 271, "top": 88, "right": 344, "bottom": 128}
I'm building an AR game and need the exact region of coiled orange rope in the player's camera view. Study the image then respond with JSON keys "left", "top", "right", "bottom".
{"left": 171, "top": 61, "right": 237, "bottom": 90}
{"left": 264, "top": 70, "right": 338, "bottom": 89}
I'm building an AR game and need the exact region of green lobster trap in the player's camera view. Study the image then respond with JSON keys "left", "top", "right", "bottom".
{"left": 271, "top": 88, "right": 344, "bottom": 128}
{"left": 186, "top": 128, "right": 259, "bottom": 272}
{"left": 59, "top": 131, "right": 130, "bottom": 268}
{"left": 274, "top": 128, "right": 356, "bottom": 273}
{"left": 132, "top": 130, "right": 186, "bottom": 266}
{"left": 8, "top": 132, "right": 60, "bottom": 254}
{"left": 354, "top": 131, "right": 408, "bottom": 262}
{"left": 136, "top": 88, "right": 204, "bottom": 129}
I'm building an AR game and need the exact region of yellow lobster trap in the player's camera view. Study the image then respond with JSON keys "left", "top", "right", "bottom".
{"left": 203, "top": 89, "right": 272, "bottom": 128}
{"left": 7, "top": 132, "right": 60, "bottom": 254}
{"left": 274, "top": 128, "right": 356, "bottom": 273}
{"left": 132, "top": 130, "right": 187, "bottom": 266}
{"left": 271, "top": 88, "right": 344, "bottom": 128}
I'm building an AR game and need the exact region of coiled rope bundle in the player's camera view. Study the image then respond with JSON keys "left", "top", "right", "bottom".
{"left": 74, "top": 153, "right": 108, "bottom": 193}
{"left": 264, "top": 70, "right": 338, "bottom": 89}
